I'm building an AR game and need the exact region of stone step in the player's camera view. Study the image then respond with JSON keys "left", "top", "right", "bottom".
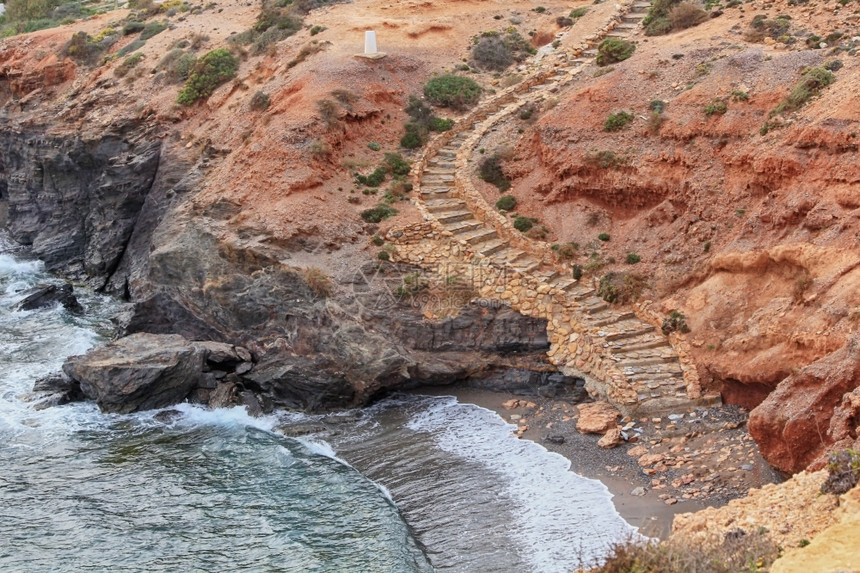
{"left": 570, "top": 58, "right": 589, "bottom": 65}
{"left": 511, "top": 258, "right": 542, "bottom": 274}
{"left": 582, "top": 49, "right": 598, "bottom": 57}
{"left": 610, "top": 336, "right": 671, "bottom": 353}
{"left": 603, "top": 324, "right": 656, "bottom": 342}
{"left": 629, "top": 370, "right": 684, "bottom": 384}
{"left": 569, "top": 287, "right": 596, "bottom": 301}
{"left": 424, "top": 198, "right": 466, "bottom": 213}
{"left": 581, "top": 298, "right": 611, "bottom": 315}
{"left": 446, "top": 220, "right": 483, "bottom": 235}
{"left": 548, "top": 276, "right": 579, "bottom": 291}
{"left": 531, "top": 268, "right": 560, "bottom": 283}
{"left": 420, "top": 188, "right": 452, "bottom": 197}
{"left": 632, "top": 2, "right": 651, "bottom": 9}
{"left": 591, "top": 311, "right": 636, "bottom": 327}
{"left": 614, "top": 355, "right": 677, "bottom": 368}
{"left": 435, "top": 210, "right": 474, "bottom": 224}
{"left": 488, "top": 248, "right": 527, "bottom": 264}
{"left": 615, "top": 22, "right": 640, "bottom": 30}
{"left": 462, "top": 228, "right": 498, "bottom": 245}
{"left": 422, "top": 174, "right": 455, "bottom": 183}
{"left": 427, "top": 158, "right": 455, "bottom": 167}
{"left": 479, "top": 239, "right": 509, "bottom": 256}
{"left": 437, "top": 150, "right": 457, "bottom": 159}
{"left": 424, "top": 166, "right": 456, "bottom": 174}
{"left": 605, "top": 32, "right": 632, "bottom": 40}
{"left": 621, "top": 13, "right": 646, "bottom": 22}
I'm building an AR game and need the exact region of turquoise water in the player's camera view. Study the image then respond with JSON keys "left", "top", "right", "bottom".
{"left": 0, "top": 235, "right": 639, "bottom": 572}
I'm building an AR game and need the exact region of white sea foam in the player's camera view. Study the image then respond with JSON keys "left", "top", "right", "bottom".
{"left": 406, "top": 395, "right": 642, "bottom": 571}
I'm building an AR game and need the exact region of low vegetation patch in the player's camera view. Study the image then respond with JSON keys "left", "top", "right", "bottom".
{"left": 470, "top": 29, "right": 536, "bottom": 72}
{"left": 821, "top": 449, "right": 860, "bottom": 495}
{"left": 361, "top": 204, "right": 398, "bottom": 223}
{"left": 593, "top": 530, "right": 780, "bottom": 573}
{"left": 596, "top": 38, "right": 635, "bottom": 66}
{"left": 513, "top": 215, "right": 537, "bottom": 233}
{"left": 249, "top": 90, "right": 270, "bottom": 111}
{"left": 61, "top": 31, "right": 109, "bottom": 65}
{"left": 424, "top": 74, "right": 482, "bottom": 110}
{"left": 598, "top": 272, "right": 647, "bottom": 304}
{"left": 704, "top": 98, "right": 728, "bottom": 115}
{"left": 745, "top": 14, "right": 792, "bottom": 44}
{"left": 228, "top": 0, "right": 304, "bottom": 55}
{"left": 584, "top": 150, "right": 628, "bottom": 169}
{"left": 643, "top": 0, "right": 709, "bottom": 36}
{"left": 157, "top": 49, "right": 197, "bottom": 83}
{"left": 302, "top": 267, "right": 333, "bottom": 299}
{"left": 114, "top": 53, "right": 144, "bottom": 78}
{"left": 604, "top": 111, "right": 634, "bottom": 131}
{"left": 176, "top": 48, "right": 239, "bottom": 105}
{"left": 770, "top": 66, "right": 834, "bottom": 116}
{"left": 495, "top": 194, "right": 517, "bottom": 211}
{"left": 479, "top": 152, "right": 511, "bottom": 192}
{"left": 400, "top": 96, "right": 455, "bottom": 149}
{"left": 661, "top": 310, "right": 691, "bottom": 334}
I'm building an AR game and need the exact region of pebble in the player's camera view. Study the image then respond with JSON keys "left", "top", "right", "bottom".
{"left": 741, "top": 464, "right": 754, "bottom": 471}
{"left": 631, "top": 486, "right": 647, "bottom": 496}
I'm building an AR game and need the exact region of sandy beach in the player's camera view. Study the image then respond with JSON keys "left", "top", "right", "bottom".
{"left": 409, "top": 385, "right": 782, "bottom": 539}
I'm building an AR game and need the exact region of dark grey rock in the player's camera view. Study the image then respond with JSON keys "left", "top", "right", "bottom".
{"left": 27, "top": 371, "right": 84, "bottom": 410}
{"left": 14, "top": 283, "right": 82, "bottom": 313}
{"left": 544, "top": 434, "right": 566, "bottom": 445}
{"left": 62, "top": 333, "right": 204, "bottom": 413}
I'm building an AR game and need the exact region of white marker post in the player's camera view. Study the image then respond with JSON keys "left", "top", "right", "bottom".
{"left": 355, "top": 30, "right": 386, "bottom": 59}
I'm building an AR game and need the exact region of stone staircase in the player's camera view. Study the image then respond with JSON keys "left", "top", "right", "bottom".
{"left": 388, "top": 0, "right": 720, "bottom": 416}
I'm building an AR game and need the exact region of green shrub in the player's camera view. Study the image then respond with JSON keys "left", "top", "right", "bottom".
{"left": 479, "top": 153, "right": 510, "bottom": 191}
{"left": 704, "top": 99, "right": 727, "bottom": 115}
{"left": 570, "top": 6, "right": 588, "bottom": 18}
{"left": 645, "top": 17, "right": 673, "bottom": 35}
{"left": 114, "top": 53, "right": 144, "bottom": 77}
{"left": 513, "top": 216, "right": 534, "bottom": 232}
{"left": 572, "top": 264, "right": 583, "bottom": 280}
{"left": 471, "top": 29, "right": 535, "bottom": 71}
{"left": 368, "top": 141, "right": 381, "bottom": 151}
{"left": 771, "top": 66, "right": 834, "bottom": 116}
{"left": 123, "top": 21, "right": 145, "bottom": 35}
{"left": 309, "top": 25, "right": 325, "bottom": 36}
{"left": 140, "top": 20, "right": 167, "bottom": 40}
{"left": 424, "top": 74, "right": 482, "bottom": 110}
{"left": 730, "top": 90, "right": 749, "bottom": 101}
{"left": 599, "top": 272, "right": 646, "bottom": 304}
{"left": 400, "top": 125, "right": 424, "bottom": 149}
{"left": 495, "top": 195, "right": 517, "bottom": 211}
{"left": 596, "top": 37, "right": 635, "bottom": 66}
{"left": 377, "top": 250, "right": 390, "bottom": 261}
{"left": 176, "top": 48, "right": 239, "bottom": 105}
{"left": 383, "top": 153, "right": 411, "bottom": 176}
{"left": 357, "top": 167, "right": 387, "bottom": 187}
{"left": 117, "top": 39, "right": 146, "bottom": 57}
{"left": 821, "top": 449, "right": 860, "bottom": 494}
{"left": 361, "top": 204, "right": 398, "bottom": 223}
{"left": 584, "top": 150, "right": 627, "bottom": 169}
{"left": 669, "top": 2, "right": 708, "bottom": 29}
{"left": 661, "top": 310, "right": 690, "bottom": 334}
{"left": 555, "top": 242, "right": 578, "bottom": 260}
{"left": 429, "top": 117, "right": 454, "bottom": 132}
{"left": 604, "top": 110, "right": 634, "bottom": 131}
{"left": 61, "top": 31, "right": 105, "bottom": 65}
{"left": 370, "top": 235, "right": 384, "bottom": 246}
{"left": 158, "top": 49, "right": 197, "bottom": 83}
{"left": 598, "top": 232, "right": 610, "bottom": 241}
{"left": 249, "top": 90, "right": 270, "bottom": 111}
{"left": 626, "top": 253, "right": 641, "bottom": 264}
{"left": 649, "top": 99, "right": 667, "bottom": 113}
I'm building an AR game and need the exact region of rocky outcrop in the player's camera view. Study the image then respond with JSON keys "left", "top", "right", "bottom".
{"left": 23, "top": 372, "right": 84, "bottom": 410}
{"left": 1, "top": 130, "right": 161, "bottom": 289}
{"left": 13, "top": 283, "right": 82, "bottom": 313}
{"left": 748, "top": 335, "right": 860, "bottom": 474}
{"left": 63, "top": 333, "right": 207, "bottom": 414}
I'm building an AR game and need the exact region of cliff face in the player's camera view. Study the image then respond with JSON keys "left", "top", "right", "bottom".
{"left": 497, "top": 5, "right": 860, "bottom": 473}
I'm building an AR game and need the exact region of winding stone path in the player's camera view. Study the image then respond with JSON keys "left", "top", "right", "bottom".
{"left": 389, "top": 1, "right": 721, "bottom": 416}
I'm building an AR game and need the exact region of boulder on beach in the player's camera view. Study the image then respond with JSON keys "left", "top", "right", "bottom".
{"left": 598, "top": 427, "right": 624, "bottom": 449}
{"left": 63, "top": 333, "right": 205, "bottom": 414}
{"left": 576, "top": 401, "right": 621, "bottom": 434}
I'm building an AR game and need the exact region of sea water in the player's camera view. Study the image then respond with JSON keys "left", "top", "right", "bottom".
{"left": 0, "top": 234, "right": 638, "bottom": 572}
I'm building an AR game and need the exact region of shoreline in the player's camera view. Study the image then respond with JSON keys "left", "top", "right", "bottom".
{"left": 408, "top": 385, "right": 781, "bottom": 539}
